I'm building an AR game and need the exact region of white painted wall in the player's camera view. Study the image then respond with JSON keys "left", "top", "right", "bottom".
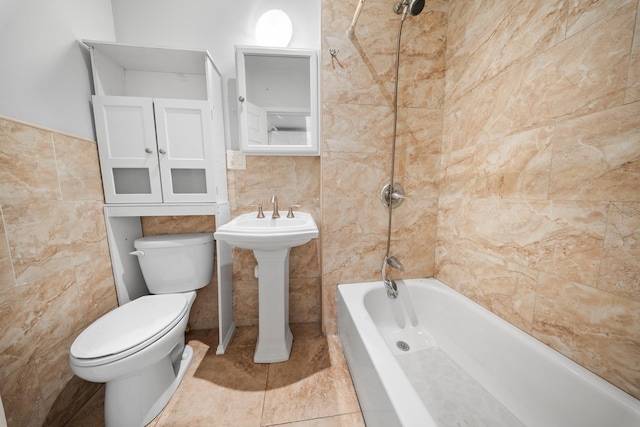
{"left": 111, "top": 0, "right": 320, "bottom": 78}
{"left": 0, "top": 0, "right": 116, "bottom": 140}
{"left": 110, "top": 0, "right": 321, "bottom": 148}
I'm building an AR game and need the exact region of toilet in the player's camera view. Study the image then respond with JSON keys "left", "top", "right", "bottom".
{"left": 69, "top": 233, "right": 214, "bottom": 427}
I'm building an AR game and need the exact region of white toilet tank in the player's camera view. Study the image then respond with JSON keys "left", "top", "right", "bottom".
{"left": 133, "top": 233, "right": 214, "bottom": 294}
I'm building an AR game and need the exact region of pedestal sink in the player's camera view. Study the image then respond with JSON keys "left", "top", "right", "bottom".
{"left": 214, "top": 211, "right": 318, "bottom": 363}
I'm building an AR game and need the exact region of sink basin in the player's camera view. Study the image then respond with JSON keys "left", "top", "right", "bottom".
{"left": 214, "top": 211, "right": 318, "bottom": 251}
{"left": 214, "top": 210, "right": 319, "bottom": 363}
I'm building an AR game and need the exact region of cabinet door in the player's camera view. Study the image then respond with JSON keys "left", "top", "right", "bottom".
{"left": 247, "top": 102, "right": 268, "bottom": 145}
{"left": 93, "top": 96, "right": 163, "bottom": 203}
{"left": 154, "top": 99, "right": 216, "bottom": 203}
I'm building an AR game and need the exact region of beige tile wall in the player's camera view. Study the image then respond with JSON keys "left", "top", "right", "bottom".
{"left": 0, "top": 115, "right": 320, "bottom": 424}
{"left": 138, "top": 157, "right": 324, "bottom": 329}
{"left": 226, "top": 156, "right": 321, "bottom": 326}
{"left": 0, "top": 116, "right": 117, "bottom": 426}
{"left": 320, "top": 0, "right": 447, "bottom": 332}
{"left": 437, "top": 0, "right": 640, "bottom": 399}
{"left": 2, "top": 1, "right": 639, "bottom": 424}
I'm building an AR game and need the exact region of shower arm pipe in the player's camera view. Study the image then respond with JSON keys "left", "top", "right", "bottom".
{"left": 347, "top": 0, "right": 366, "bottom": 38}
{"left": 384, "top": 13, "right": 406, "bottom": 258}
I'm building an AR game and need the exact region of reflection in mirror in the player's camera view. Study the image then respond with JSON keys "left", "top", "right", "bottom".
{"left": 236, "top": 46, "right": 319, "bottom": 155}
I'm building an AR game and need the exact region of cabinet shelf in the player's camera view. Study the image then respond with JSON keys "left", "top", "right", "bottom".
{"left": 83, "top": 40, "right": 210, "bottom": 75}
{"left": 82, "top": 39, "right": 220, "bottom": 100}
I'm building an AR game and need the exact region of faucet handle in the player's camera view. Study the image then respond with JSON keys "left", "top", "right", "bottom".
{"left": 250, "top": 204, "right": 265, "bottom": 218}
{"left": 287, "top": 204, "right": 301, "bottom": 218}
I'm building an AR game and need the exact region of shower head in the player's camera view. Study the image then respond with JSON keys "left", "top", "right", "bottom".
{"left": 393, "top": 0, "right": 425, "bottom": 18}
{"left": 408, "top": 0, "right": 425, "bottom": 16}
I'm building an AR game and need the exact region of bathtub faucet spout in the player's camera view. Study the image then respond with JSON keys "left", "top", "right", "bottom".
{"left": 382, "top": 255, "right": 402, "bottom": 299}
{"left": 384, "top": 279, "right": 399, "bottom": 299}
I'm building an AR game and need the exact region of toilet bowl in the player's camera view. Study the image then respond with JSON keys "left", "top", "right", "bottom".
{"left": 69, "top": 233, "right": 214, "bottom": 427}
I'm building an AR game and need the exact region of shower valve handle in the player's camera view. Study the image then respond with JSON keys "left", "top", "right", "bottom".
{"left": 390, "top": 191, "right": 409, "bottom": 200}
{"left": 380, "top": 183, "right": 407, "bottom": 208}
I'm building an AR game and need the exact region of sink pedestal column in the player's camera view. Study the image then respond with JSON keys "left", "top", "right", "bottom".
{"left": 252, "top": 248, "right": 293, "bottom": 363}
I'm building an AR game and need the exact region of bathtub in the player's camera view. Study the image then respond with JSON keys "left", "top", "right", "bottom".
{"left": 338, "top": 278, "right": 640, "bottom": 427}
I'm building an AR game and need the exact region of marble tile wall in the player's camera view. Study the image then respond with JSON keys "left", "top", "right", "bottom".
{"left": 437, "top": 0, "right": 640, "bottom": 399}
{"left": 136, "top": 167, "right": 322, "bottom": 330}
{"left": 2, "top": 0, "right": 638, "bottom": 423}
{"left": 225, "top": 156, "right": 321, "bottom": 326}
{"left": 0, "top": 116, "right": 117, "bottom": 426}
{"left": 320, "top": 0, "right": 447, "bottom": 333}
{"left": 0, "top": 116, "right": 318, "bottom": 423}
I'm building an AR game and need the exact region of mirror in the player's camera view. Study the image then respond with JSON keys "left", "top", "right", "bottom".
{"left": 236, "top": 46, "right": 319, "bottom": 155}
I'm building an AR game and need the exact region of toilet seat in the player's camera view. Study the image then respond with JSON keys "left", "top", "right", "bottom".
{"left": 71, "top": 293, "right": 189, "bottom": 367}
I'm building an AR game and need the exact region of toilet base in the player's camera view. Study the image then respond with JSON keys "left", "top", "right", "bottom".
{"left": 104, "top": 345, "right": 194, "bottom": 427}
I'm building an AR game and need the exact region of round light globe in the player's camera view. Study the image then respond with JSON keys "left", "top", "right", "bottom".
{"left": 255, "top": 10, "right": 293, "bottom": 47}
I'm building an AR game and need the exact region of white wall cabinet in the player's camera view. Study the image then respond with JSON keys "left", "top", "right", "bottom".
{"left": 94, "top": 96, "right": 216, "bottom": 203}
{"left": 236, "top": 46, "right": 319, "bottom": 155}
{"left": 84, "top": 39, "right": 228, "bottom": 204}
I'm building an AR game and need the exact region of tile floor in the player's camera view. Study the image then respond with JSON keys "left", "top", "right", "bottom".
{"left": 65, "top": 323, "right": 365, "bottom": 426}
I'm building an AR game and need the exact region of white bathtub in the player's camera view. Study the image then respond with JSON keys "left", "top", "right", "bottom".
{"left": 338, "top": 278, "right": 640, "bottom": 427}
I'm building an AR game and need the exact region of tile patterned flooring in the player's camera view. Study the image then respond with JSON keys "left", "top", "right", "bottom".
{"left": 65, "top": 323, "right": 365, "bottom": 426}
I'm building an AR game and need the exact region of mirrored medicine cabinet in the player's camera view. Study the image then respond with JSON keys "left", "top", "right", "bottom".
{"left": 235, "top": 46, "right": 319, "bottom": 156}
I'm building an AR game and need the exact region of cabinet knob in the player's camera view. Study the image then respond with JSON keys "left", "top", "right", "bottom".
{"left": 145, "top": 148, "right": 152, "bottom": 154}
{"left": 158, "top": 149, "right": 167, "bottom": 155}
{"left": 238, "top": 96, "right": 245, "bottom": 102}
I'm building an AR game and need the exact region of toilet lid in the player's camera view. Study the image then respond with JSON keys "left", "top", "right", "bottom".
{"left": 71, "top": 294, "right": 189, "bottom": 359}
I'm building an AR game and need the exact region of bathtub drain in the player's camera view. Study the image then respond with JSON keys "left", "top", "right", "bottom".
{"left": 396, "top": 341, "right": 410, "bottom": 352}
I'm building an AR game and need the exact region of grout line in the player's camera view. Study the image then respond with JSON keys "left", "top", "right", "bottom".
{"left": 623, "top": 0, "right": 639, "bottom": 103}
{"left": 0, "top": 205, "right": 18, "bottom": 288}
{"left": 262, "top": 411, "right": 365, "bottom": 426}
{"left": 260, "top": 362, "right": 270, "bottom": 427}
{"left": 595, "top": 201, "right": 613, "bottom": 289}
{"left": 50, "top": 131, "right": 64, "bottom": 202}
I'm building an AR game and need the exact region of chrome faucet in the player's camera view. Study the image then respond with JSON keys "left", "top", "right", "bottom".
{"left": 381, "top": 255, "right": 403, "bottom": 299}
{"left": 384, "top": 279, "right": 398, "bottom": 299}
{"left": 270, "top": 195, "right": 280, "bottom": 218}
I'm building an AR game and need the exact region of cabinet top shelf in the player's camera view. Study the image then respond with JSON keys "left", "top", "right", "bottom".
{"left": 82, "top": 39, "right": 214, "bottom": 75}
